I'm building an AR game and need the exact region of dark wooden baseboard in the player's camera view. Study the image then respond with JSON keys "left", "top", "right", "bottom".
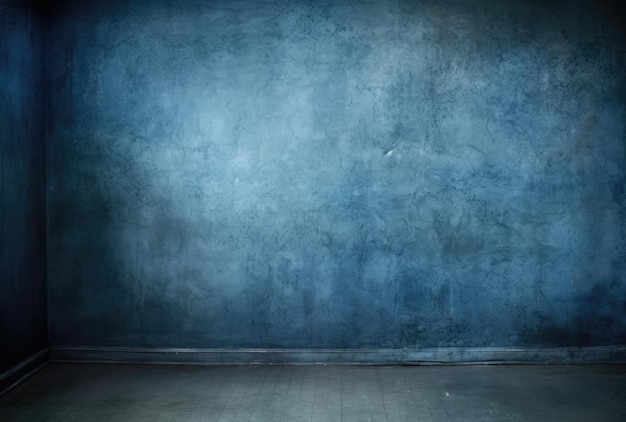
{"left": 51, "top": 346, "right": 626, "bottom": 365}
{"left": 0, "top": 348, "right": 50, "bottom": 397}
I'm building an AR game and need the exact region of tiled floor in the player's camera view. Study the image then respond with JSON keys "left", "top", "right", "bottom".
{"left": 1, "top": 363, "right": 625, "bottom": 421}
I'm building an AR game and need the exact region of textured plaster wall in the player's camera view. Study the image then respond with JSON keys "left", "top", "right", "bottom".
{"left": 0, "top": 1, "right": 47, "bottom": 371}
{"left": 47, "top": 0, "right": 626, "bottom": 349}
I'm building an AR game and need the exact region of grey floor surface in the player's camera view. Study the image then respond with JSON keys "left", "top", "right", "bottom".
{"left": 0, "top": 363, "right": 625, "bottom": 421}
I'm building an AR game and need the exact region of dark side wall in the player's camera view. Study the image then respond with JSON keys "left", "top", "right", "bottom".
{"left": 0, "top": 0, "right": 47, "bottom": 372}
{"left": 46, "top": 0, "right": 626, "bottom": 349}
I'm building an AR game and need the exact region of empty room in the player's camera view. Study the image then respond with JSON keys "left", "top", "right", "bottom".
{"left": 1, "top": 0, "right": 625, "bottom": 420}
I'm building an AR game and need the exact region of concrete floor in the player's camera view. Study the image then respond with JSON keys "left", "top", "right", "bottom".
{"left": 0, "top": 363, "right": 625, "bottom": 421}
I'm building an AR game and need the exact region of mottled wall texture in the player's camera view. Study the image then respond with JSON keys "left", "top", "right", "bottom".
{"left": 47, "top": 0, "right": 626, "bottom": 349}
{"left": 0, "top": 0, "right": 47, "bottom": 372}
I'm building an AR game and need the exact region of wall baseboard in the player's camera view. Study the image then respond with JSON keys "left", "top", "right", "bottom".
{"left": 51, "top": 345, "right": 626, "bottom": 365}
{"left": 0, "top": 348, "right": 50, "bottom": 397}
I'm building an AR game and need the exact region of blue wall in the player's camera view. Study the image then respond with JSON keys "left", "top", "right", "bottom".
{"left": 47, "top": 0, "right": 626, "bottom": 349}
{"left": 0, "top": 0, "right": 47, "bottom": 371}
